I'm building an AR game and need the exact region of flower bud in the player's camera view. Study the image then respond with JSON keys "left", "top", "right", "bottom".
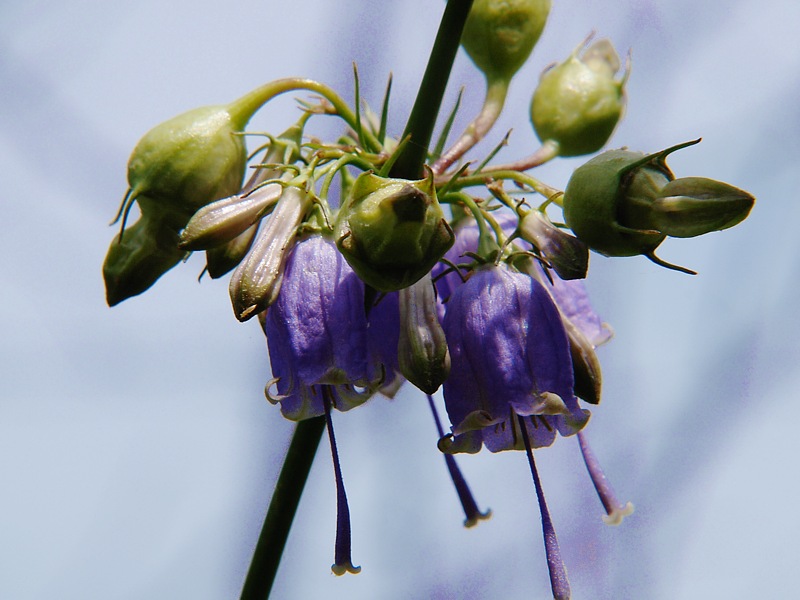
{"left": 563, "top": 320, "right": 603, "bottom": 405}
{"left": 397, "top": 274, "right": 450, "bottom": 394}
{"left": 531, "top": 37, "right": 628, "bottom": 156}
{"left": 562, "top": 146, "right": 678, "bottom": 257}
{"left": 334, "top": 170, "right": 454, "bottom": 291}
{"left": 126, "top": 105, "right": 247, "bottom": 217}
{"left": 102, "top": 201, "right": 187, "bottom": 306}
{"left": 461, "top": 0, "right": 551, "bottom": 82}
{"left": 229, "top": 186, "right": 312, "bottom": 321}
{"left": 518, "top": 210, "right": 589, "bottom": 280}
{"left": 104, "top": 103, "right": 251, "bottom": 305}
{"left": 563, "top": 139, "right": 756, "bottom": 267}
{"left": 179, "top": 182, "right": 282, "bottom": 250}
{"left": 649, "top": 177, "right": 755, "bottom": 238}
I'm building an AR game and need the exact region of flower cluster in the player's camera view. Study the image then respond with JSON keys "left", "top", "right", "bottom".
{"left": 102, "top": 1, "right": 754, "bottom": 598}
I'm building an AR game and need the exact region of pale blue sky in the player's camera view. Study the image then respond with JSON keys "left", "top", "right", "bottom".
{"left": 1, "top": 1, "right": 797, "bottom": 599}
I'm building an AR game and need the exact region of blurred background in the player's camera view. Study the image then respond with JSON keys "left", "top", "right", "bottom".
{"left": 1, "top": 1, "right": 797, "bottom": 598}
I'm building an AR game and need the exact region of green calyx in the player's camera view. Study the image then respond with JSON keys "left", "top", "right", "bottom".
{"left": 461, "top": 0, "right": 551, "bottom": 83}
{"left": 334, "top": 170, "right": 454, "bottom": 291}
{"left": 531, "top": 37, "right": 628, "bottom": 157}
{"left": 562, "top": 142, "right": 696, "bottom": 258}
{"left": 563, "top": 139, "right": 755, "bottom": 268}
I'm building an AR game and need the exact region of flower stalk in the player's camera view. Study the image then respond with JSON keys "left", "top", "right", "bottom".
{"left": 228, "top": 78, "right": 382, "bottom": 152}
{"left": 239, "top": 416, "right": 326, "bottom": 600}
{"left": 389, "top": 0, "right": 476, "bottom": 179}
{"left": 432, "top": 77, "right": 508, "bottom": 174}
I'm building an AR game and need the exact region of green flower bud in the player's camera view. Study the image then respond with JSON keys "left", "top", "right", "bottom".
{"left": 531, "top": 37, "right": 628, "bottom": 156}
{"left": 562, "top": 147, "right": 670, "bottom": 257}
{"left": 563, "top": 139, "right": 755, "bottom": 272}
{"left": 461, "top": 0, "right": 551, "bottom": 82}
{"left": 563, "top": 320, "right": 603, "bottom": 405}
{"left": 102, "top": 199, "right": 187, "bottom": 306}
{"left": 397, "top": 274, "right": 450, "bottom": 394}
{"left": 126, "top": 105, "right": 247, "bottom": 217}
{"left": 518, "top": 209, "right": 589, "bottom": 280}
{"left": 334, "top": 170, "right": 454, "bottom": 292}
{"left": 104, "top": 100, "right": 255, "bottom": 305}
{"left": 649, "top": 177, "right": 755, "bottom": 238}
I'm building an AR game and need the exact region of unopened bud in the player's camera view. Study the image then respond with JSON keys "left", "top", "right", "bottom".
{"left": 180, "top": 182, "right": 282, "bottom": 250}
{"left": 531, "top": 37, "right": 628, "bottom": 156}
{"left": 229, "top": 186, "right": 311, "bottom": 321}
{"left": 334, "top": 170, "right": 454, "bottom": 291}
{"left": 205, "top": 224, "right": 259, "bottom": 279}
{"left": 102, "top": 203, "right": 187, "bottom": 306}
{"left": 562, "top": 146, "right": 679, "bottom": 257}
{"left": 518, "top": 210, "right": 589, "bottom": 280}
{"left": 563, "top": 140, "right": 755, "bottom": 272}
{"left": 461, "top": 0, "right": 551, "bottom": 82}
{"left": 563, "top": 320, "right": 603, "bottom": 405}
{"left": 650, "top": 177, "right": 755, "bottom": 238}
{"left": 126, "top": 105, "right": 247, "bottom": 217}
{"left": 397, "top": 274, "right": 450, "bottom": 394}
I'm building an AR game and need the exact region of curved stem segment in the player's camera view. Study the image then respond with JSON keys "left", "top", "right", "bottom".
{"left": 432, "top": 77, "right": 509, "bottom": 175}
{"left": 443, "top": 191, "right": 500, "bottom": 259}
{"left": 240, "top": 416, "right": 326, "bottom": 600}
{"left": 227, "top": 78, "right": 382, "bottom": 153}
{"left": 483, "top": 139, "right": 560, "bottom": 173}
{"left": 444, "top": 169, "right": 563, "bottom": 205}
{"left": 389, "top": 0, "right": 476, "bottom": 179}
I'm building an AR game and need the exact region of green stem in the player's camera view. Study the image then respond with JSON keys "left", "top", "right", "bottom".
{"left": 483, "top": 138, "right": 560, "bottom": 172}
{"left": 227, "top": 78, "right": 382, "bottom": 152}
{"left": 389, "top": 0, "right": 476, "bottom": 179}
{"left": 444, "top": 168, "right": 563, "bottom": 205}
{"left": 431, "top": 76, "right": 509, "bottom": 175}
{"left": 443, "top": 191, "right": 499, "bottom": 258}
{"left": 240, "top": 416, "right": 326, "bottom": 600}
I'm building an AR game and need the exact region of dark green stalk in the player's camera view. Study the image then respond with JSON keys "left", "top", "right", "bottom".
{"left": 240, "top": 416, "right": 326, "bottom": 600}
{"left": 389, "top": 0, "right": 475, "bottom": 179}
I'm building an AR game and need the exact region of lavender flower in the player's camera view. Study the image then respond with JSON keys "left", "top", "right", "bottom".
{"left": 440, "top": 262, "right": 589, "bottom": 453}
{"left": 263, "top": 234, "right": 380, "bottom": 420}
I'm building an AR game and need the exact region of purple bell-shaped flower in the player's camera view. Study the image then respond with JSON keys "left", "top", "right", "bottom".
{"left": 263, "top": 234, "right": 378, "bottom": 420}
{"left": 440, "top": 262, "right": 589, "bottom": 453}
